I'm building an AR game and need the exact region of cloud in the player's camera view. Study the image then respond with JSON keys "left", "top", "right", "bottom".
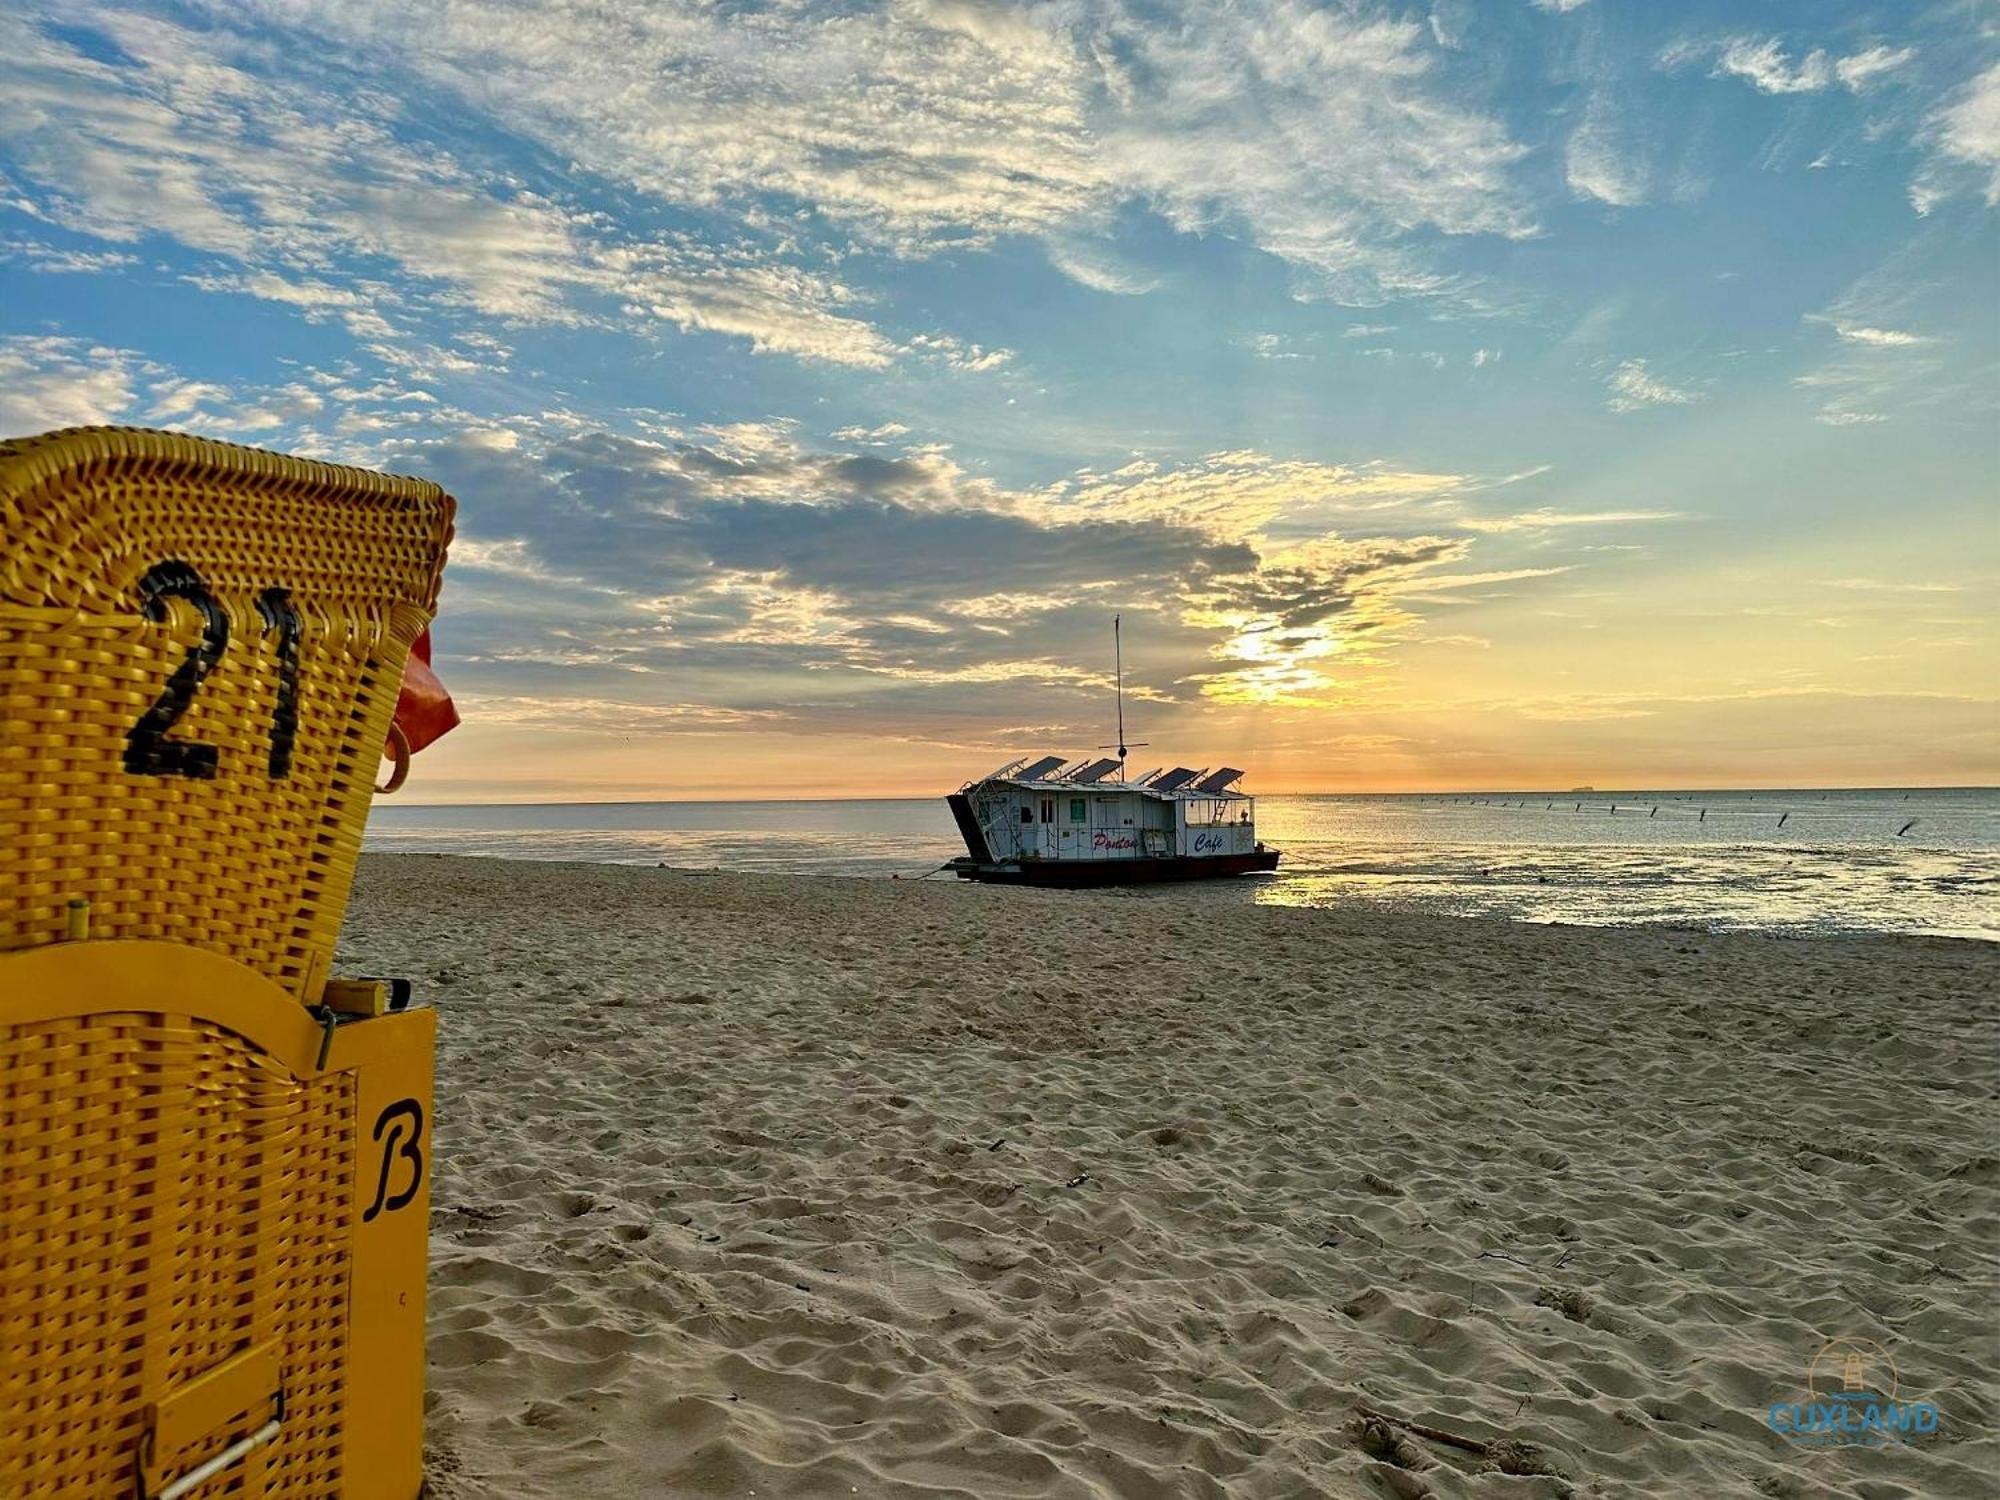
{"left": 369, "top": 416, "right": 1569, "bottom": 720}
{"left": 1834, "top": 45, "right": 1917, "bottom": 91}
{"left": 453, "top": 695, "right": 790, "bottom": 733}
{"left": 831, "top": 422, "right": 912, "bottom": 444}
{"left": 0, "top": 323, "right": 1652, "bottom": 736}
{"left": 1818, "top": 578, "right": 1962, "bottom": 594}
{"left": 1604, "top": 359, "right": 1701, "bottom": 412}
{"left": 1914, "top": 62, "right": 2000, "bottom": 211}
{"left": 1712, "top": 38, "right": 1837, "bottom": 94}
{"left": 610, "top": 248, "right": 899, "bottom": 368}
{"left": 0, "top": 334, "right": 140, "bottom": 432}
{"left": 1241, "top": 333, "right": 1309, "bottom": 361}
{"left": 103, "top": 0, "right": 1534, "bottom": 312}
{"left": 1052, "top": 451, "right": 1467, "bottom": 539}
{"left": 0, "top": 7, "right": 910, "bottom": 367}
{"left": 1094, "top": 3, "right": 1533, "bottom": 303}
{"left": 905, "top": 334, "right": 1015, "bottom": 373}
{"left": 1457, "top": 507, "right": 1685, "bottom": 534}
{"left": 1829, "top": 322, "right": 1933, "bottom": 348}
{"left": 1795, "top": 300, "right": 1948, "bottom": 425}
{"left": 1374, "top": 565, "right": 1573, "bottom": 597}
{"left": 0, "top": 332, "right": 486, "bottom": 448}
{"left": 1565, "top": 97, "right": 1647, "bottom": 206}
{"left": 1531, "top": 0, "right": 1592, "bottom": 12}
{"left": 183, "top": 268, "right": 404, "bottom": 337}
{"left": 239, "top": 0, "right": 1107, "bottom": 252}
{"left": 1, "top": 238, "right": 138, "bottom": 273}
{"left": 1184, "top": 534, "right": 1473, "bottom": 703}
{"left": 142, "top": 374, "right": 326, "bottom": 433}
{"left": 1690, "top": 37, "right": 1915, "bottom": 96}
{"left": 1044, "top": 236, "right": 1164, "bottom": 295}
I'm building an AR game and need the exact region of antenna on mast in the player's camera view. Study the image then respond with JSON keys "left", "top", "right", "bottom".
{"left": 1115, "top": 613, "right": 1125, "bottom": 763}
{"left": 1098, "top": 612, "right": 1148, "bottom": 781}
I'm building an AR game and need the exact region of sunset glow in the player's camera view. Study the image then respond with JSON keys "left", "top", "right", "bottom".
{"left": 2, "top": 0, "right": 1993, "bottom": 799}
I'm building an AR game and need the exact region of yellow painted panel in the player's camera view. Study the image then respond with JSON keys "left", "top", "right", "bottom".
{"left": 331, "top": 1008, "right": 436, "bottom": 1500}
{"left": 148, "top": 1340, "right": 279, "bottom": 1464}
{"left": 0, "top": 942, "right": 434, "bottom": 1499}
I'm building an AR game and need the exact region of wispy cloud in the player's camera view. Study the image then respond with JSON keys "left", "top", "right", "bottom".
{"left": 1913, "top": 62, "right": 2000, "bottom": 212}
{"left": 906, "top": 334, "right": 1014, "bottom": 373}
{"left": 1092, "top": 3, "right": 1534, "bottom": 303}
{"left": 1796, "top": 299, "right": 1949, "bottom": 425}
{"left": 0, "top": 7, "right": 923, "bottom": 367}
{"left": 1605, "top": 359, "right": 1701, "bottom": 413}
{"left": 140, "top": 0, "right": 1536, "bottom": 311}
{"left": 1828, "top": 322, "right": 1933, "bottom": 348}
{"left": 1054, "top": 452, "right": 1466, "bottom": 539}
{"left": 1818, "top": 577, "right": 1963, "bottom": 593}
{"left": 1458, "top": 507, "right": 1686, "bottom": 534}
{"left": 831, "top": 422, "right": 912, "bottom": 445}
{"left": 1044, "top": 236, "right": 1164, "bottom": 296}
{"left": 1565, "top": 96, "right": 1647, "bottom": 206}
{"left": 1676, "top": 36, "right": 1916, "bottom": 96}
{"left": 2, "top": 238, "right": 138, "bottom": 274}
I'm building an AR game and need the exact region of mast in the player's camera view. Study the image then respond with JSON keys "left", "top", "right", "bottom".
{"left": 1114, "top": 613, "right": 1126, "bottom": 774}
{"left": 1099, "top": 613, "right": 1145, "bottom": 781}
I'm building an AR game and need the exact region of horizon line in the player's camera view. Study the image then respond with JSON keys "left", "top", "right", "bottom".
{"left": 374, "top": 782, "right": 2000, "bottom": 811}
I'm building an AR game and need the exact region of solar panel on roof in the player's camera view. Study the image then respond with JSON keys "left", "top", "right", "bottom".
{"left": 1013, "top": 754, "right": 1068, "bottom": 782}
{"left": 1151, "top": 767, "right": 1200, "bottom": 793}
{"left": 1070, "top": 757, "right": 1122, "bottom": 784}
{"left": 1130, "top": 768, "right": 1163, "bottom": 786}
{"left": 1194, "top": 767, "right": 1245, "bottom": 793}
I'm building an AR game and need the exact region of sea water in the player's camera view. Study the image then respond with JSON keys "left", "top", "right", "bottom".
{"left": 365, "top": 787, "right": 1997, "bottom": 939}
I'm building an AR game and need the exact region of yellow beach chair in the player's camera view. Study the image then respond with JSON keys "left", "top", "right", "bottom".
{"left": 0, "top": 427, "right": 455, "bottom": 1498}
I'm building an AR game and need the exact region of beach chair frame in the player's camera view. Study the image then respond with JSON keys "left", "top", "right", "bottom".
{"left": 0, "top": 941, "right": 434, "bottom": 1497}
{"left": 0, "top": 428, "right": 454, "bottom": 1497}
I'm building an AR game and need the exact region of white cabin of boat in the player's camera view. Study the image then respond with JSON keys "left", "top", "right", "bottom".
{"left": 948, "top": 755, "right": 1262, "bottom": 866}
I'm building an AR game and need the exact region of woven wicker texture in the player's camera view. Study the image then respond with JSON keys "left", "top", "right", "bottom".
{"left": 0, "top": 427, "right": 454, "bottom": 996}
{"left": 0, "top": 1010, "right": 353, "bottom": 1497}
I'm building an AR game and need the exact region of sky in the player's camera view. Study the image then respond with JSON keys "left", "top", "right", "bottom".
{"left": 2, "top": 0, "right": 1995, "bottom": 800}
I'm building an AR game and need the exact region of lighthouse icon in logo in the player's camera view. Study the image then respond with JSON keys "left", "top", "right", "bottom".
{"left": 1841, "top": 1348, "right": 1868, "bottom": 1395}
{"left": 1810, "top": 1338, "right": 1895, "bottom": 1405}
{"left": 1809, "top": 1337, "right": 1896, "bottom": 1406}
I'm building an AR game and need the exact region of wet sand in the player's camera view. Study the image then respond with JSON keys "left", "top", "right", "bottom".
{"left": 340, "top": 853, "right": 1999, "bottom": 1499}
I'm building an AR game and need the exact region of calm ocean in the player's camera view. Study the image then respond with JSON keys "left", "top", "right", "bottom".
{"left": 365, "top": 788, "right": 1996, "bottom": 939}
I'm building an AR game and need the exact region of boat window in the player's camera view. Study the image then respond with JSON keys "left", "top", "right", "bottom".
{"left": 1040, "top": 798, "right": 1055, "bottom": 823}
{"left": 1069, "top": 798, "right": 1086, "bottom": 822}
{"left": 1020, "top": 805, "right": 1033, "bottom": 823}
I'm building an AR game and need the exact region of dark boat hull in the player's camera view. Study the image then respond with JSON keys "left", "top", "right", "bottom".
{"left": 949, "top": 850, "right": 1280, "bottom": 886}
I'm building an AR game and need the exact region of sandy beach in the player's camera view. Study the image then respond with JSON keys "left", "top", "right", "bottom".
{"left": 339, "top": 854, "right": 1999, "bottom": 1499}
